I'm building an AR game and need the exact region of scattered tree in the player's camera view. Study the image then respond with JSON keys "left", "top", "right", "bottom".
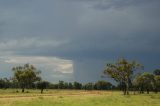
{"left": 68, "top": 82, "right": 73, "bottom": 89}
{"left": 133, "top": 72, "right": 154, "bottom": 94}
{"left": 58, "top": 81, "right": 65, "bottom": 89}
{"left": 73, "top": 82, "right": 82, "bottom": 89}
{"left": 37, "top": 81, "right": 49, "bottom": 93}
{"left": 12, "top": 64, "right": 41, "bottom": 93}
{"left": 84, "top": 83, "right": 94, "bottom": 90}
{"left": 104, "top": 58, "right": 142, "bottom": 95}
{"left": 94, "top": 81, "right": 112, "bottom": 90}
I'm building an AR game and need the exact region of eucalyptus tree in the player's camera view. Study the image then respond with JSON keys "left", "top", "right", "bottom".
{"left": 104, "top": 58, "right": 142, "bottom": 95}
{"left": 12, "top": 64, "right": 41, "bottom": 92}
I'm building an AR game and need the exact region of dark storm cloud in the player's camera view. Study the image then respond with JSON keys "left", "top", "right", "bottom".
{"left": 0, "top": 0, "right": 160, "bottom": 82}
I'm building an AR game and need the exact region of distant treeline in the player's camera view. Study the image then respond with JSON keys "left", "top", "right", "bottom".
{"left": 0, "top": 79, "right": 114, "bottom": 90}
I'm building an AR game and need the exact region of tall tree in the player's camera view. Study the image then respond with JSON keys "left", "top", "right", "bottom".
{"left": 12, "top": 64, "right": 41, "bottom": 92}
{"left": 104, "top": 58, "right": 142, "bottom": 95}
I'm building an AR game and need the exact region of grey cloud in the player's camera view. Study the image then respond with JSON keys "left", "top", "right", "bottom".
{"left": 0, "top": 0, "right": 80, "bottom": 41}
{"left": 0, "top": 0, "right": 159, "bottom": 57}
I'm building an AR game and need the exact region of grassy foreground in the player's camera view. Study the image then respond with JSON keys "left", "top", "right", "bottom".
{"left": 0, "top": 89, "right": 159, "bottom": 106}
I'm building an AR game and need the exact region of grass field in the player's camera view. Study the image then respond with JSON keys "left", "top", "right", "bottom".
{"left": 0, "top": 89, "right": 159, "bottom": 106}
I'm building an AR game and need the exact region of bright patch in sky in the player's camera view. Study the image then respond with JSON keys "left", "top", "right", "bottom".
{"left": 4, "top": 56, "right": 73, "bottom": 74}
{"left": 0, "top": 56, "right": 74, "bottom": 82}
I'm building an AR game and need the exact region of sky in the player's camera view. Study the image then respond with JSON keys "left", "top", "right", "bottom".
{"left": 0, "top": 0, "right": 160, "bottom": 83}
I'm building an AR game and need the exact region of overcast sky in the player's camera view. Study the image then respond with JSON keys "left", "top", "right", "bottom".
{"left": 0, "top": 0, "right": 160, "bottom": 83}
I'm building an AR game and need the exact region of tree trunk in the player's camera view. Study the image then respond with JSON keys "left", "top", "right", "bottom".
{"left": 133, "top": 87, "right": 136, "bottom": 95}
{"left": 123, "top": 85, "right": 127, "bottom": 95}
{"left": 123, "top": 90, "right": 126, "bottom": 95}
{"left": 140, "top": 86, "right": 144, "bottom": 94}
{"left": 126, "top": 82, "right": 129, "bottom": 95}
{"left": 147, "top": 89, "right": 149, "bottom": 94}
{"left": 125, "top": 79, "right": 129, "bottom": 95}
{"left": 22, "top": 88, "right": 24, "bottom": 93}
{"left": 121, "top": 81, "right": 126, "bottom": 95}
{"left": 41, "top": 89, "right": 43, "bottom": 94}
